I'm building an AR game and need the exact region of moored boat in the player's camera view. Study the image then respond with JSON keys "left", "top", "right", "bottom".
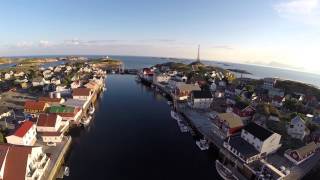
{"left": 196, "top": 139, "right": 209, "bottom": 150}
{"left": 81, "top": 116, "right": 92, "bottom": 126}
{"left": 170, "top": 110, "right": 180, "bottom": 121}
{"left": 64, "top": 166, "right": 70, "bottom": 177}
{"left": 215, "top": 160, "right": 239, "bottom": 180}
{"left": 89, "top": 106, "right": 95, "bottom": 115}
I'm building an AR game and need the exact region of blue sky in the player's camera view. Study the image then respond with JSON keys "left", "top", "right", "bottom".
{"left": 0, "top": 0, "right": 319, "bottom": 73}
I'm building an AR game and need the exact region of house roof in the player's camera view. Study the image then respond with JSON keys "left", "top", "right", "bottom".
{"left": 192, "top": 91, "right": 213, "bottom": 99}
{"left": 218, "top": 113, "right": 243, "bottom": 128}
{"left": 1, "top": 144, "right": 33, "bottom": 180}
{"left": 48, "top": 106, "right": 75, "bottom": 114}
{"left": 12, "top": 121, "right": 34, "bottom": 137}
{"left": 38, "top": 97, "right": 62, "bottom": 103}
{"left": 0, "top": 106, "right": 10, "bottom": 115}
{"left": 291, "top": 115, "right": 305, "bottom": 124}
{"left": 37, "top": 114, "right": 58, "bottom": 127}
{"left": 228, "top": 136, "right": 260, "bottom": 159}
{"left": 244, "top": 122, "right": 274, "bottom": 141}
{"left": 176, "top": 83, "right": 201, "bottom": 92}
{"left": 0, "top": 145, "right": 10, "bottom": 171}
{"left": 24, "top": 101, "right": 47, "bottom": 111}
{"left": 294, "top": 142, "right": 318, "bottom": 158}
{"left": 72, "top": 88, "right": 91, "bottom": 96}
{"left": 40, "top": 131, "right": 62, "bottom": 136}
{"left": 62, "top": 99, "right": 86, "bottom": 108}
{"left": 273, "top": 96, "right": 284, "bottom": 103}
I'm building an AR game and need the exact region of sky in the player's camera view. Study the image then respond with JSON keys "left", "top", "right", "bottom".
{"left": 0, "top": 0, "right": 319, "bottom": 74}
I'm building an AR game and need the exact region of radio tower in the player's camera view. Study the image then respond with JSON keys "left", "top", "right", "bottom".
{"left": 196, "top": 44, "right": 200, "bottom": 63}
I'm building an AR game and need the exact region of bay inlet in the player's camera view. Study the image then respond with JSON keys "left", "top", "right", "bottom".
{"left": 65, "top": 75, "right": 221, "bottom": 180}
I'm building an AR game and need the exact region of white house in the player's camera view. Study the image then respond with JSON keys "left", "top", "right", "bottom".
{"left": 188, "top": 91, "right": 213, "bottom": 109}
{"left": 72, "top": 88, "right": 93, "bottom": 101}
{"left": 153, "top": 73, "right": 171, "bottom": 84}
{"left": 287, "top": 116, "right": 310, "bottom": 140}
{"left": 224, "top": 122, "right": 282, "bottom": 163}
{"left": 0, "top": 144, "right": 50, "bottom": 180}
{"left": 6, "top": 121, "right": 37, "bottom": 146}
{"left": 4, "top": 72, "right": 11, "bottom": 80}
{"left": 37, "top": 114, "right": 68, "bottom": 143}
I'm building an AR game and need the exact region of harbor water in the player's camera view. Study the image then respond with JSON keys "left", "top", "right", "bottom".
{"left": 65, "top": 75, "right": 221, "bottom": 180}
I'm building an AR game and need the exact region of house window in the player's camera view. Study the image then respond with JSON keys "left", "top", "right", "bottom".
{"left": 290, "top": 125, "right": 294, "bottom": 128}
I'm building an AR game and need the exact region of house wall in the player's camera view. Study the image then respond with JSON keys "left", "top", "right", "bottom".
{"left": 189, "top": 98, "right": 213, "bottom": 109}
{"left": 287, "top": 119, "right": 307, "bottom": 140}
{"left": 42, "top": 135, "right": 63, "bottom": 143}
{"left": 73, "top": 96, "right": 89, "bottom": 101}
{"left": 260, "top": 133, "right": 282, "bottom": 155}
{"left": 6, "top": 125, "right": 37, "bottom": 146}
{"left": 241, "top": 130, "right": 263, "bottom": 151}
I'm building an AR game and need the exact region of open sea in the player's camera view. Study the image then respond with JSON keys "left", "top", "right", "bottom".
{"left": 1, "top": 55, "right": 319, "bottom": 87}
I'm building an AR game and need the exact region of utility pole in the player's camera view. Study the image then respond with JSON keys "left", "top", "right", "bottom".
{"left": 197, "top": 44, "right": 200, "bottom": 63}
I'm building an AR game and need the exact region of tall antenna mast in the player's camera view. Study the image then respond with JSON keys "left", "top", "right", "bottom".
{"left": 197, "top": 44, "right": 200, "bottom": 63}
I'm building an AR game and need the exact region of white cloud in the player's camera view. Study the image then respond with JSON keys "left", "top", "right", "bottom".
{"left": 275, "top": 0, "right": 318, "bottom": 15}
{"left": 16, "top": 41, "right": 34, "bottom": 48}
{"left": 274, "top": 0, "right": 320, "bottom": 25}
{"left": 39, "top": 40, "right": 51, "bottom": 47}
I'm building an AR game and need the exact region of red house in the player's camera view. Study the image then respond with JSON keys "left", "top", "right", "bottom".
{"left": 212, "top": 112, "right": 244, "bottom": 137}
{"left": 232, "top": 102, "right": 255, "bottom": 120}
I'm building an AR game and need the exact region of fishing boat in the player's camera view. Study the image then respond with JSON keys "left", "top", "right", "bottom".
{"left": 215, "top": 160, "right": 239, "bottom": 180}
{"left": 176, "top": 120, "right": 189, "bottom": 132}
{"left": 89, "top": 106, "right": 95, "bottom": 115}
{"left": 81, "top": 116, "right": 92, "bottom": 126}
{"left": 196, "top": 139, "right": 210, "bottom": 150}
{"left": 64, "top": 166, "right": 70, "bottom": 177}
{"left": 170, "top": 110, "right": 180, "bottom": 121}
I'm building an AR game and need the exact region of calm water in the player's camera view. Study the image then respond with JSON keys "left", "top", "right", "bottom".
{"left": 65, "top": 75, "right": 220, "bottom": 180}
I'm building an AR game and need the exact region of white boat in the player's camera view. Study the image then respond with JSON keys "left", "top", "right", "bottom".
{"left": 176, "top": 120, "right": 189, "bottom": 132}
{"left": 170, "top": 110, "right": 180, "bottom": 121}
{"left": 215, "top": 160, "right": 239, "bottom": 180}
{"left": 82, "top": 116, "right": 92, "bottom": 126}
{"left": 167, "top": 101, "right": 173, "bottom": 106}
{"left": 196, "top": 139, "right": 210, "bottom": 150}
{"left": 103, "top": 87, "right": 107, "bottom": 91}
{"left": 64, "top": 166, "right": 70, "bottom": 177}
{"left": 89, "top": 106, "right": 95, "bottom": 115}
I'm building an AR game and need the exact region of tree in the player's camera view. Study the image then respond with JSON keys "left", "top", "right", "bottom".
{"left": 0, "top": 132, "right": 4, "bottom": 143}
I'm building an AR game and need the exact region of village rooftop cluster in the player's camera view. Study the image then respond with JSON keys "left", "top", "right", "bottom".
{"left": 0, "top": 58, "right": 107, "bottom": 180}
{"left": 138, "top": 61, "right": 320, "bottom": 180}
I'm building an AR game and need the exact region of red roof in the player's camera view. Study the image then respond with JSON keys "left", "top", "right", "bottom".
{"left": 1, "top": 144, "right": 32, "bottom": 180}
{"left": 13, "top": 121, "right": 34, "bottom": 137}
{"left": 37, "top": 114, "right": 58, "bottom": 127}
{"left": 72, "top": 88, "right": 91, "bottom": 96}
{"left": 38, "top": 97, "right": 62, "bottom": 103}
{"left": 273, "top": 96, "right": 284, "bottom": 103}
{"left": 24, "top": 101, "right": 47, "bottom": 111}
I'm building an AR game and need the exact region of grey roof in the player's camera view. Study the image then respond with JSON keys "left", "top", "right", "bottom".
{"left": 62, "top": 99, "right": 86, "bottom": 108}
{"left": 244, "top": 123, "right": 273, "bottom": 141}
{"left": 228, "top": 136, "right": 259, "bottom": 159}
{"left": 192, "top": 91, "right": 213, "bottom": 99}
